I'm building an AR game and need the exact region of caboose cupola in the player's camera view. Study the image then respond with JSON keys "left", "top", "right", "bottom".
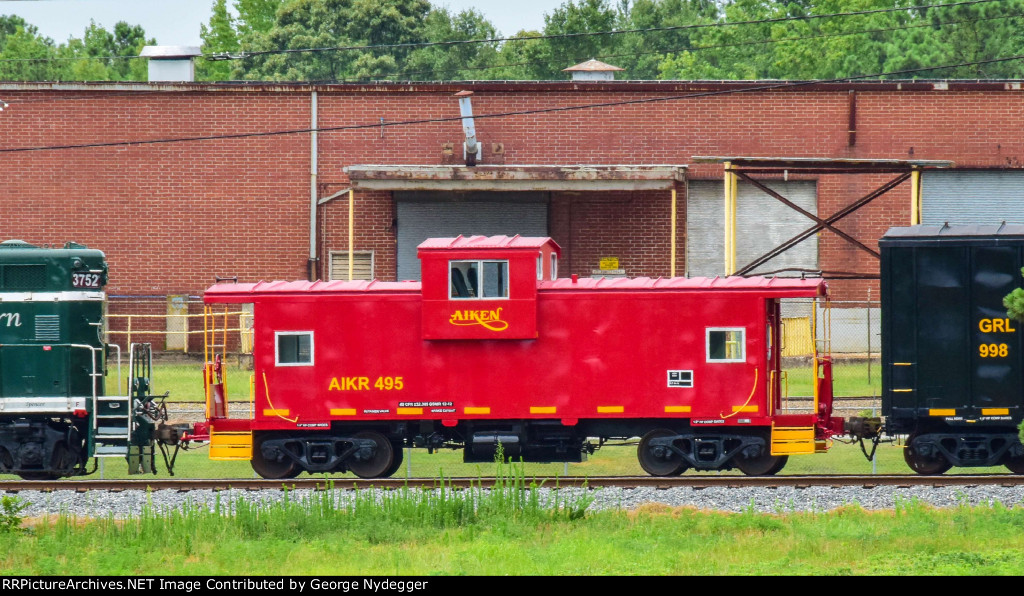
{"left": 418, "top": 235, "right": 560, "bottom": 340}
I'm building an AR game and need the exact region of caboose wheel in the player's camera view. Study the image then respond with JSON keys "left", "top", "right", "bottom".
{"left": 637, "top": 429, "right": 687, "bottom": 476}
{"left": 903, "top": 440, "right": 951, "bottom": 475}
{"left": 734, "top": 452, "right": 788, "bottom": 476}
{"left": 251, "top": 433, "right": 300, "bottom": 480}
{"left": 348, "top": 431, "right": 395, "bottom": 479}
{"left": 380, "top": 442, "right": 405, "bottom": 478}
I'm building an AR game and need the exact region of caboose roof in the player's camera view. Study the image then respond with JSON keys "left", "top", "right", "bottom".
{"left": 204, "top": 279, "right": 421, "bottom": 302}
{"left": 540, "top": 275, "right": 826, "bottom": 296}
{"left": 204, "top": 275, "right": 824, "bottom": 302}
{"left": 417, "top": 235, "right": 561, "bottom": 252}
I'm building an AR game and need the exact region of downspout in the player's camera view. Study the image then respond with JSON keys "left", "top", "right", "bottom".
{"left": 308, "top": 90, "right": 319, "bottom": 281}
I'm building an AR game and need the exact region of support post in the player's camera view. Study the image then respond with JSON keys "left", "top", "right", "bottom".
{"left": 723, "top": 162, "right": 735, "bottom": 275}
{"left": 670, "top": 186, "right": 677, "bottom": 277}
{"left": 348, "top": 189, "right": 354, "bottom": 281}
{"left": 910, "top": 167, "right": 921, "bottom": 225}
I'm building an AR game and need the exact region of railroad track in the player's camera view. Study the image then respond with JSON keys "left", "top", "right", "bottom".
{"left": 3, "top": 474, "right": 1023, "bottom": 492}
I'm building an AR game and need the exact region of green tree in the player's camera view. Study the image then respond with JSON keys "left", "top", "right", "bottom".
{"left": 199, "top": 0, "right": 241, "bottom": 80}
{"left": 403, "top": 7, "right": 500, "bottom": 80}
{"left": 0, "top": 23, "right": 57, "bottom": 80}
{"left": 240, "top": 0, "right": 431, "bottom": 81}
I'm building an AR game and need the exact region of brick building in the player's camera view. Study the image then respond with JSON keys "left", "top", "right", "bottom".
{"left": 2, "top": 79, "right": 1023, "bottom": 350}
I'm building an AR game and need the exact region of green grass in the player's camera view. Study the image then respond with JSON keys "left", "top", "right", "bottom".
{"left": 4, "top": 473, "right": 1024, "bottom": 575}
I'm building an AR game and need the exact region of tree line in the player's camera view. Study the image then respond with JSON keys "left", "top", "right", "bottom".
{"left": 2, "top": 0, "right": 1023, "bottom": 83}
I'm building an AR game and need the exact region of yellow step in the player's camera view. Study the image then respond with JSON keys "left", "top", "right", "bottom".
{"left": 771, "top": 426, "right": 816, "bottom": 456}
{"left": 209, "top": 430, "right": 252, "bottom": 461}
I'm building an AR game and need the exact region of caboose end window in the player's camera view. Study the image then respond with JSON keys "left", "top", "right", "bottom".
{"left": 276, "top": 331, "right": 314, "bottom": 366}
{"left": 706, "top": 328, "right": 745, "bottom": 362}
{"left": 449, "top": 260, "right": 509, "bottom": 299}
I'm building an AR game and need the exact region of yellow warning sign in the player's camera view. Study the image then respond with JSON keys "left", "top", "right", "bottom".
{"left": 599, "top": 257, "right": 619, "bottom": 270}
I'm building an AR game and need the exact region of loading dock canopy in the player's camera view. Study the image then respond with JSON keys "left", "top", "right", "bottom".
{"left": 344, "top": 165, "right": 687, "bottom": 191}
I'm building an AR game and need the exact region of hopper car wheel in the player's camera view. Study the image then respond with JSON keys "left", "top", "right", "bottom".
{"left": 903, "top": 439, "right": 951, "bottom": 476}
{"left": 734, "top": 452, "right": 788, "bottom": 476}
{"left": 1004, "top": 456, "right": 1024, "bottom": 475}
{"left": 638, "top": 429, "right": 688, "bottom": 476}
{"left": 251, "top": 433, "right": 300, "bottom": 480}
{"left": 348, "top": 431, "right": 395, "bottom": 479}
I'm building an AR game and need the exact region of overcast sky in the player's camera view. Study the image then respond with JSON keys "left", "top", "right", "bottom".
{"left": 0, "top": 0, "right": 555, "bottom": 47}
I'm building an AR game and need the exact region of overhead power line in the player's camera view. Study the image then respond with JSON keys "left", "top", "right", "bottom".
{"left": 1, "top": 53, "right": 1022, "bottom": 154}
{"left": 207, "top": 0, "right": 1004, "bottom": 61}
{"left": 0, "top": 0, "right": 1000, "bottom": 66}
{"left": 351, "top": 11, "right": 1019, "bottom": 83}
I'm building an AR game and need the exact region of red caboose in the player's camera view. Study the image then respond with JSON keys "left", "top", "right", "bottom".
{"left": 202, "top": 235, "right": 842, "bottom": 478}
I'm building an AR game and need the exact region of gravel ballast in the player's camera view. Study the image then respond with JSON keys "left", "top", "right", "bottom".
{"left": 5, "top": 484, "right": 1024, "bottom": 519}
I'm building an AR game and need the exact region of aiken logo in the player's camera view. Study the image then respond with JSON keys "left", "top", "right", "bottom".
{"left": 449, "top": 307, "right": 508, "bottom": 331}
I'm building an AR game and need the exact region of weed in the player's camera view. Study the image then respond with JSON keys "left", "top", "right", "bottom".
{"left": 0, "top": 495, "right": 28, "bottom": 533}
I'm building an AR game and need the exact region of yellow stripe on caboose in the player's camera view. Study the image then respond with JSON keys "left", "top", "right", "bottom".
{"left": 464, "top": 407, "right": 491, "bottom": 415}
{"left": 597, "top": 406, "right": 624, "bottom": 414}
{"left": 732, "top": 405, "right": 758, "bottom": 413}
{"left": 397, "top": 407, "right": 423, "bottom": 415}
{"left": 330, "top": 408, "right": 356, "bottom": 416}
{"left": 263, "top": 408, "right": 290, "bottom": 417}
{"left": 929, "top": 408, "right": 956, "bottom": 416}
{"left": 665, "top": 405, "right": 692, "bottom": 413}
{"left": 530, "top": 406, "right": 556, "bottom": 414}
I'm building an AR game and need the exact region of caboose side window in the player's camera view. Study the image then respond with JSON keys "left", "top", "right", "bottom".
{"left": 550, "top": 254, "right": 557, "bottom": 280}
{"left": 706, "top": 328, "right": 745, "bottom": 362}
{"left": 449, "top": 260, "right": 509, "bottom": 299}
{"left": 276, "top": 331, "right": 314, "bottom": 366}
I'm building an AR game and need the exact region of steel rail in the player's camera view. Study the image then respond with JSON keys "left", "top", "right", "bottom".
{"left": 3, "top": 475, "right": 1024, "bottom": 493}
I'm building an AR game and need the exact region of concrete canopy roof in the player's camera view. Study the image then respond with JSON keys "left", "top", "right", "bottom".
{"left": 343, "top": 164, "right": 687, "bottom": 191}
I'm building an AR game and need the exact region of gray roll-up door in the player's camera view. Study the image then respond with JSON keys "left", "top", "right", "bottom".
{"left": 922, "top": 171, "right": 1024, "bottom": 225}
{"left": 396, "top": 192, "right": 548, "bottom": 281}
{"left": 686, "top": 180, "right": 818, "bottom": 277}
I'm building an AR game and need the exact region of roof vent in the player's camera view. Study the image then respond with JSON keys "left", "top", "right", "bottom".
{"left": 563, "top": 59, "right": 624, "bottom": 81}
{"left": 139, "top": 45, "right": 202, "bottom": 82}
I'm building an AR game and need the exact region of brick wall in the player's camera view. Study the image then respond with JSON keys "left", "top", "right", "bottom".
{"left": 3, "top": 81, "right": 1024, "bottom": 310}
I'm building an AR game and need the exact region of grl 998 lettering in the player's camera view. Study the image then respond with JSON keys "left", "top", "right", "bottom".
{"left": 979, "top": 343, "right": 1009, "bottom": 358}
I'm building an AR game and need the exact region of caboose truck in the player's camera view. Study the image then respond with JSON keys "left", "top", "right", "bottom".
{"left": 202, "top": 235, "right": 844, "bottom": 478}
{"left": 0, "top": 240, "right": 205, "bottom": 480}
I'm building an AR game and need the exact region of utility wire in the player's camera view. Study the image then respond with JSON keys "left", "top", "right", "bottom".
{"left": 4, "top": 8, "right": 1016, "bottom": 102}
{"left": 0, "top": 0, "right": 1004, "bottom": 65}
{"left": 351, "top": 11, "right": 1019, "bottom": 83}
{"left": 1, "top": 53, "right": 1022, "bottom": 154}
{"left": 208, "top": 0, "right": 1005, "bottom": 60}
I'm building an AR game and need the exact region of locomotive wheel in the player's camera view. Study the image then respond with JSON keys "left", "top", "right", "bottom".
{"left": 348, "top": 431, "right": 395, "bottom": 479}
{"left": 637, "top": 429, "right": 687, "bottom": 476}
{"left": 734, "top": 452, "right": 788, "bottom": 476}
{"left": 903, "top": 440, "right": 951, "bottom": 475}
{"left": 251, "top": 433, "right": 300, "bottom": 480}
{"left": 1005, "top": 456, "right": 1024, "bottom": 475}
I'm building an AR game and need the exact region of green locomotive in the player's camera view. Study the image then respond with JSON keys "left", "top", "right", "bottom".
{"left": 0, "top": 240, "right": 192, "bottom": 479}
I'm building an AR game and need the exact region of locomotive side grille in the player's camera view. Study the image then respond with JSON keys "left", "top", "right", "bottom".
{"left": 35, "top": 314, "right": 60, "bottom": 341}
{"left": 1, "top": 264, "right": 47, "bottom": 289}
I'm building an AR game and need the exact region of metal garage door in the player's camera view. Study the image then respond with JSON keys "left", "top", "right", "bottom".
{"left": 922, "top": 171, "right": 1024, "bottom": 225}
{"left": 396, "top": 192, "right": 548, "bottom": 281}
{"left": 686, "top": 180, "right": 818, "bottom": 277}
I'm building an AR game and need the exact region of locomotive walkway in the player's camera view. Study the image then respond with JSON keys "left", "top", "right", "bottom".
{"left": 2, "top": 474, "right": 1023, "bottom": 492}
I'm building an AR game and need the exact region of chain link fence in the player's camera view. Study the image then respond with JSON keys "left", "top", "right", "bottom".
{"left": 781, "top": 298, "right": 881, "bottom": 400}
